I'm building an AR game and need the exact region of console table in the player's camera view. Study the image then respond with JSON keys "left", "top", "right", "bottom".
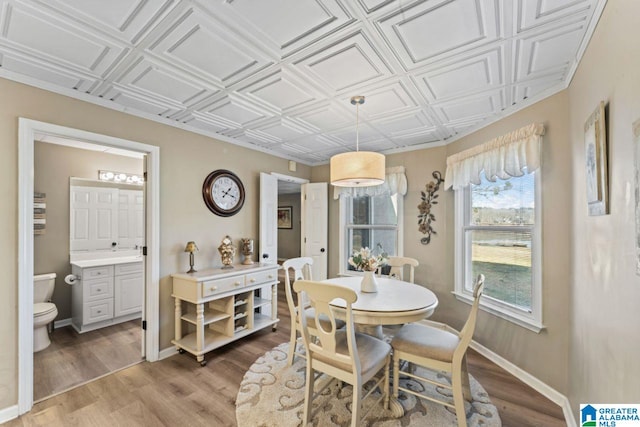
{"left": 171, "top": 263, "right": 279, "bottom": 366}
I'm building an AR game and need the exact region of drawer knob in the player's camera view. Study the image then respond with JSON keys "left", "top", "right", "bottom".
{"left": 268, "top": 275, "right": 273, "bottom": 279}
{"left": 97, "top": 310, "right": 102, "bottom": 314}
{"left": 210, "top": 286, "right": 217, "bottom": 292}
{"left": 235, "top": 282, "right": 241, "bottom": 286}
{"left": 250, "top": 278, "right": 256, "bottom": 283}
{"left": 97, "top": 288, "right": 101, "bottom": 292}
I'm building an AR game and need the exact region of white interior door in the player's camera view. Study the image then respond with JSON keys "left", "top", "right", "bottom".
{"left": 259, "top": 173, "right": 278, "bottom": 265}
{"left": 301, "top": 183, "right": 328, "bottom": 280}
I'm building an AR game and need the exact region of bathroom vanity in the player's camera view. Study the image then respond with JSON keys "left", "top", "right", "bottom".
{"left": 70, "top": 256, "right": 143, "bottom": 333}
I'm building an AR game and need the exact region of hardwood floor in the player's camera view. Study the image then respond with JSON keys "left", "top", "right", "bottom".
{"left": 33, "top": 320, "right": 143, "bottom": 402}
{"left": 8, "top": 284, "right": 566, "bottom": 426}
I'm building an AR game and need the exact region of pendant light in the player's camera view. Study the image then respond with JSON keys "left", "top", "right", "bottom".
{"left": 330, "top": 96, "right": 385, "bottom": 187}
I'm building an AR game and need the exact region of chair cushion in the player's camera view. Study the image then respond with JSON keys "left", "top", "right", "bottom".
{"left": 391, "top": 323, "right": 460, "bottom": 363}
{"left": 303, "top": 307, "right": 346, "bottom": 331}
{"left": 314, "top": 331, "right": 391, "bottom": 380}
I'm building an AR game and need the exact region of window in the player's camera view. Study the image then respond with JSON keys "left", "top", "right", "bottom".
{"left": 454, "top": 171, "right": 543, "bottom": 332}
{"left": 339, "top": 193, "right": 403, "bottom": 275}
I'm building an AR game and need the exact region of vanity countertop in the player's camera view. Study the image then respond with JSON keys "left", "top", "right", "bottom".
{"left": 71, "top": 255, "right": 143, "bottom": 269}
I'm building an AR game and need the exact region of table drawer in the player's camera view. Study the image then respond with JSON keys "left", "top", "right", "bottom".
{"left": 82, "top": 265, "right": 113, "bottom": 280}
{"left": 115, "top": 262, "right": 143, "bottom": 276}
{"left": 246, "top": 269, "right": 277, "bottom": 286}
{"left": 202, "top": 276, "right": 244, "bottom": 298}
{"left": 84, "top": 277, "right": 114, "bottom": 302}
{"left": 83, "top": 299, "right": 113, "bottom": 325}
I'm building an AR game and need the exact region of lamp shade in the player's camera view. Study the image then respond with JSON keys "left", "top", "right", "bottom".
{"left": 184, "top": 241, "right": 198, "bottom": 253}
{"left": 330, "top": 151, "right": 385, "bottom": 187}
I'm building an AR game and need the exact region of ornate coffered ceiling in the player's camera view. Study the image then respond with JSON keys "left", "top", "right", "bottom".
{"left": 0, "top": 0, "right": 606, "bottom": 165}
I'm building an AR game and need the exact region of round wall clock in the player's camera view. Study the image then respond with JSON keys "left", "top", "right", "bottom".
{"left": 202, "top": 169, "right": 245, "bottom": 217}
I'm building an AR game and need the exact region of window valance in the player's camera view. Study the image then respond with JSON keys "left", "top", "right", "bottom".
{"left": 333, "top": 166, "right": 407, "bottom": 199}
{"left": 444, "top": 123, "right": 545, "bottom": 190}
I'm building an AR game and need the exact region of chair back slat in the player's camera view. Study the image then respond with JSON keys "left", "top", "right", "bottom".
{"left": 384, "top": 256, "right": 419, "bottom": 283}
{"left": 293, "top": 280, "right": 359, "bottom": 373}
{"left": 283, "top": 257, "right": 313, "bottom": 311}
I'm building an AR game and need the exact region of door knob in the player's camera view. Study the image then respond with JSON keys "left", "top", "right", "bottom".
{"left": 262, "top": 253, "right": 269, "bottom": 259}
{"left": 320, "top": 248, "right": 325, "bottom": 253}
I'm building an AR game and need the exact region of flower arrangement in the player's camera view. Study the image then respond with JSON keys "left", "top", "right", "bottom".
{"left": 348, "top": 246, "right": 388, "bottom": 272}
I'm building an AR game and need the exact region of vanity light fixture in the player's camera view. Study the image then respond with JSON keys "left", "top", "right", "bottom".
{"left": 98, "top": 170, "right": 144, "bottom": 185}
{"left": 330, "top": 96, "right": 385, "bottom": 187}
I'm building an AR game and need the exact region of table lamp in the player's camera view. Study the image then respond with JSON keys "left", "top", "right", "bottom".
{"left": 184, "top": 241, "right": 199, "bottom": 273}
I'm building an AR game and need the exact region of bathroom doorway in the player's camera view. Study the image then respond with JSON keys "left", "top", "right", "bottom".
{"left": 33, "top": 138, "right": 145, "bottom": 402}
{"left": 18, "top": 119, "right": 160, "bottom": 414}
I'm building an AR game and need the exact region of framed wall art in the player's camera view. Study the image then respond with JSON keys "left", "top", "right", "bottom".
{"left": 585, "top": 101, "right": 608, "bottom": 216}
{"left": 277, "top": 206, "right": 292, "bottom": 229}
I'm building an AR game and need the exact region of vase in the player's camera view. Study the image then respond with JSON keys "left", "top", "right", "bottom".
{"left": 361, "top": 270, "right": 378, "bottom": 293}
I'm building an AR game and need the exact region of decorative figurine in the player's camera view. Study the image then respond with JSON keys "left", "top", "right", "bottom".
{"left": 218, "top": 235, "right": 236, "bottom": 269}
{"left": 241, "top": 238, "right": 254, "bottom": 265}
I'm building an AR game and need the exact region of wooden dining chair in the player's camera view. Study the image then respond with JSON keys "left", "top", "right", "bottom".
{"left": 382, "top": 256, "right": 419, "bottom": 283}
{"left": 293, "top": 280, "right": 391, "bottom": 427}
{"left": 391, "top": 274, "right": 485, "bottom": 427}
{"left": 282, "top": 257, "right": 345, "bottom": 365}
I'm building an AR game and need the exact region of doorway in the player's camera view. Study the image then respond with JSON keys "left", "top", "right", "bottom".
{"left": 18, "top": 119, "right": 160, "bottom": 414}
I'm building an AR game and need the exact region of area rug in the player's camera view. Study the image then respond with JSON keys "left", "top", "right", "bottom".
{"left": 236, "top": 342, "right": 501, "bottom": 426}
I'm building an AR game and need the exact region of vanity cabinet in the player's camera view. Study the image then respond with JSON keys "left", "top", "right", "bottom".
{"left": 171, "top": 263, "right": 279, "bottom": 366}
{"left": 71, "top": 260, "right": 143, "bottom": 333}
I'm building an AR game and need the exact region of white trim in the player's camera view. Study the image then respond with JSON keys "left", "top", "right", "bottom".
{"left": 416, "top": 319, "right": 576, "bottom": 427}
{"left": 270, "top": 172, "right": 309, "bottom": 184}
{"left": 53, "top": 318, "right": 72, "bottom": 329}
{"left": 18, "top": 119, "right": 160, "bottom": 414}
{"left": 0, "top": 404, "right": 19, "bottom": 424}
{"left": 159, "top": 345, "right": 179, "bottom": 360}
{"left": 469, "top": 338, "right": 576, "bottom": 427}
{"left": 453, "top": 172, "right": 543, "bottom": 332}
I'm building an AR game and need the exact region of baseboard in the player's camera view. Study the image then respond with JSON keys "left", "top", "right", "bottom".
{"left": 54, "top": 318, "right": 71, "bottom": 329}
{"left": 469, "top": 339, "right": 576, "bottom": 427}
{"left": 0, "top": 404, "right": 19, "bottom": 424}
{"left": 416, "top": 319, "right": 576, "bottom": 427}
{"left": 159, "top": 345, "right": 178, "bottom": 360}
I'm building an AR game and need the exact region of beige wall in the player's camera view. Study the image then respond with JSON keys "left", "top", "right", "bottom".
{"left": 567, "top": 0, "right": 640, "bottom": 413}
{"left": 277, "top": 193, "right": 301, "bottom": 260}
{"left": 34, "top": 142, "right": 143, "bottom": 319}
{"left": 0, "top": 78, "right": 311, "bottom": 410}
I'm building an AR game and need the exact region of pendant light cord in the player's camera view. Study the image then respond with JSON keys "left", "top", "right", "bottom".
{"left": 356, "top": 101, "right": 360, "bottom": 152}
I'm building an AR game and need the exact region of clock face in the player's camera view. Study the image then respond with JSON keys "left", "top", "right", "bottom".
{"left": 203, "top": 170, "right": 245, "bottom": 216}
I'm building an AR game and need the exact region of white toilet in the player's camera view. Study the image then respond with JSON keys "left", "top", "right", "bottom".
{"left": 33, "top": 273, "right": 58, "bottom": 352}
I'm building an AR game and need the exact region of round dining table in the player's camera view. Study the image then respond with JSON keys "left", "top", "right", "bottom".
{"left": 322, "top": 276, "right": 439, "bottom": 336}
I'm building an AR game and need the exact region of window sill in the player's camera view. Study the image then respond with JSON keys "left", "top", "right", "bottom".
{"left": 452, "top": 291, "right": 545, "bottom": 333}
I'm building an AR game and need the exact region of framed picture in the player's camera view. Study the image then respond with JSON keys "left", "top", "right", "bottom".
{"left": 634, "top": 118, "right": 640, "bottom": 275}
{"left": 585, "top": 101, "right": 608, "bottom": 216}
{"left": 277, "top": 206, "right": 293, "bottom": 229}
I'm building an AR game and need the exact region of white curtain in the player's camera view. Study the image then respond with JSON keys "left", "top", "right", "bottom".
{"left": 333, "top": 166, "right": 408, "bottom": 199}
{"left": 444, "top": 123, "right": 545, "bottom": 190}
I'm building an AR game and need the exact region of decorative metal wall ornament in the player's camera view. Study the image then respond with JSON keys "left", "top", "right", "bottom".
{"left": 418, "top": 171, "right": 444, "bottom": 245}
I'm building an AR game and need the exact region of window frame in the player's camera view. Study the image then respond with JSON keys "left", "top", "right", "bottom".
{"left": 338, "top": 193, "right": 403, "bottom": 276}
{"left": 453, "top": 172, "right": 544, "bottom": 332}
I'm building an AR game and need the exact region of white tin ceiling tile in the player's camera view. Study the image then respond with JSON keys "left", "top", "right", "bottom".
{"left": 358, "top": 138, "right": 398, "bottom": 151}
{"left": 147, "top": 6, "right": 273, "bottom": 87}
{"left": 200, "top": 96, "right": 272, "bottom": 129}
{"left": 355, "top": 0, "right": 396, "bottom": 15}
{"left": 30, "top": 0, "right": 175, "bottom": 44}
{"left": 292, "top": 102, "right": 353, "bottom": 132}
{"left": 254, "top": 119, "right": 311, "bottom": 142}
{"left": 327, "top": 122, "right": 380, "bottom": 145}
{"left": 117, "top": 58, "right": 212, "bottom": 106}
{"left": 414, "top": 45, "right": 504, "bottom": 102}
{"left": 393, "top": 128, "right": 443, "bottom": 146}
{"left": 513, "top": 17, "right": 587, "bottom": 82}
{"left": 0, "top": 53, "right": 91, "bottom": 89}
{"left": 178, "top": 116, "right": 226, "bottom": 135}
{"left": 374, "top": 111, "right": 433, "bottom": 137}
{"left": 347, "top": 80, "right": 419, "bottom": 119}
{"left": 238, "top": 69, "right": 320, "bottom": 113}
{"left": 512, "top": 73, "right": 564, "bottom": 103}
{"left": 109, "top": 88, "right": 177, "bottom": 117}
{"left": 515, "top": 0, "right": 596, "bottom": 34}
{"left": 4, "top": 3, "right": 127, "bottom": 76}
{"left": 433, "top": 89, "right": 505, "bottom": 124}
{"left": 376, "top": 0, "right": 500, "bottom": 70}
{"left": 293, "top": 29, "right": 394, "bottom": 92}
{"left": 208, "top": 0, "right": 355, "bottom": 58}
